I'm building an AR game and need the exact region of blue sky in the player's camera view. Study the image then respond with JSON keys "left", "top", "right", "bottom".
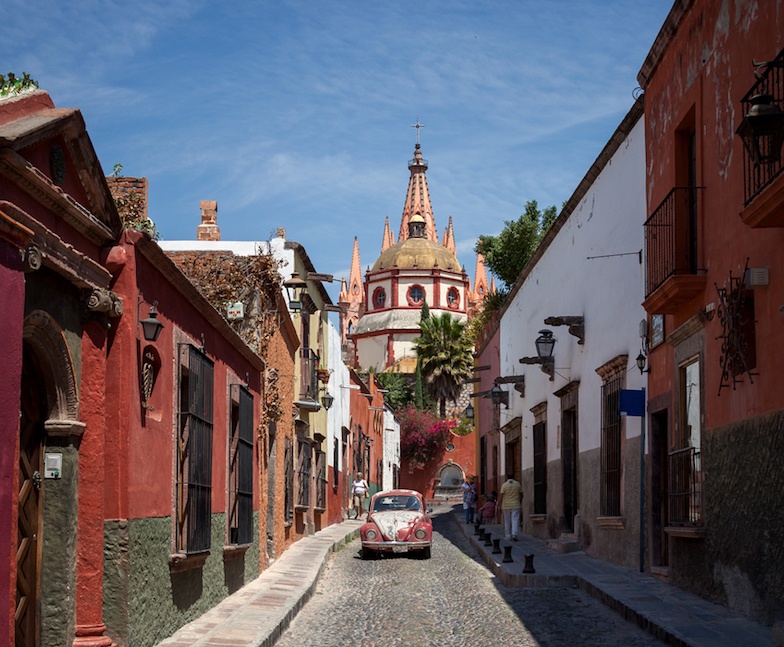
{"left": 2, "top": 0, "right": 672, "bottom": 301}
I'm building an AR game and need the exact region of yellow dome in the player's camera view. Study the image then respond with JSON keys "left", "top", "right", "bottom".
{"left": 371, "top": 237, "right": 461, "bottom": 272}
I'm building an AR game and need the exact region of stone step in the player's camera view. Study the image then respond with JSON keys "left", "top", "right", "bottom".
{"left": 546, "top": 536, "right": 583, "bottom": 553}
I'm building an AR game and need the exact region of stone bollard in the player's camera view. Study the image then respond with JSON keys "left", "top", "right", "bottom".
{"left": 523, "top": 554, "right": 536, "bottom": 573}
{"left": 474, "top": 524, "right": 484, "bottom": 536}
{"left": 484, "top": 532, "right": 493, "bottom": 547}
{"left": 492, "top": 538, "right": 502, "bottom": 554}
{"left": 502, "top": 546, "right": 514, "bottom": 563}
{"left": 477, "top": 529, "right": 486, "bottom": 542}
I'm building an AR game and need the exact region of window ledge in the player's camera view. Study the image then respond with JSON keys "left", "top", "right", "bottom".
{"left": 597, "top": 516, "right": 625, "bottom": 529}
{"left": 295, "top": 504, "right": 309, "bottom": 512}
{"left": 169, "top": 550, "right": 209, "bottom": 573}
{"left": 314, "top": 506, "right": 326, "bottom": 512}
{"left": 530, "top": 514, "right": 547, "bottom": 524}
{"left": 223, "top": 544, "right": 250, "bottom": 561}
{"left": 665, "top": 525, "right": 706, "bottom": 538}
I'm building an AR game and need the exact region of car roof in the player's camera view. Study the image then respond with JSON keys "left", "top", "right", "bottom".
{"left": 372, "top": 489, "right": 422, "bottom": 498}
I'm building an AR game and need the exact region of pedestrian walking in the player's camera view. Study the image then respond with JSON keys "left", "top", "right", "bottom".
{"left": 498, "top": 472, "right": 523, "bottom": 540}
{"left": 461, "top": 476, "right": 476, "bottom": 523}
{"left": 351, "top": 472, "right": 369, "bottom": 519}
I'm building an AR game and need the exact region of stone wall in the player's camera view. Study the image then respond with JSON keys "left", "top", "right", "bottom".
{"left": 672, "top": 410, "right": 784, "bottom": 626}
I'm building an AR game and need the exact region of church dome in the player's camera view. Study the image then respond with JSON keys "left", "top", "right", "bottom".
{"left": 371, "top": 236, "right": 461, "bottom": 272}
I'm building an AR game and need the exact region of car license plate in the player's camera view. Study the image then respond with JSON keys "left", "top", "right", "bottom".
{"left": 392, "top": 546, "right": 408, "bottom": 553}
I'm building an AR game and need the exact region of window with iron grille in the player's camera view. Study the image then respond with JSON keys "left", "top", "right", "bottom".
{"left": 176, "top": 344, "right": 214, "bottom": 554}
{"left": 332, "top": 438, "right": 339, "bottom": 490}
{"left": 284, "top": 438, "right": 294, "bottom": 525}
{"left": 296, "top": 437, "right": 311, "bottom": 508}
{"left": 669, "top": 358, "right": 703, "bottom": 525}
{"left": 315, "top": 449, "right": 327, "bottom": 510}
{"left": 532, "top": 421, "right": 547, "bottom": 515}
{"left": 600, "top": 374, "right": 622, "bottom": 517}
{"left": 228, "top": 384, "right": 254, "bottom": 546}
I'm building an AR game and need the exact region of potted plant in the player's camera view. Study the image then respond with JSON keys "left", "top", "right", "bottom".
{"left": 316, "top": 365, "right": 331, "bottom": 383}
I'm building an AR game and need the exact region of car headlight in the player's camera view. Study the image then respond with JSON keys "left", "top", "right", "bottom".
{"left": 415, "top": 528, "right": 427, "bottom": 540}
{"left": 366, "top": 529, "right": 377, "bottom": 540}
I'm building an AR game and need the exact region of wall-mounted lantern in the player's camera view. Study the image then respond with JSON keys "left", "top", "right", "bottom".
{"left": 464, "top": 403, "right": 474, "bottom": 420}
{"left": 489, "top": 384, "right": 508, "bottom": 408}
{"left": 283, "top": 271, "right": 307, "bottom": 311}
{"left": 139, "top": 299, "right": 164, "bottom": 342}
{"left": 636, "top": 352, "right": 651, "bottom": 375}
{"left": 320, "top": 392, "right": 334, "bottom": 410}
{"left": 737, "top": 93, "right": 784, "bottom": 165}
{"left": 519, "top": 329, "right": 556, "bottom": 380}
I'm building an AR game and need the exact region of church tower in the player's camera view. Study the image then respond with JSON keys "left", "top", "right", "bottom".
{"left": 343, "top": 129, "right": 475, "bottom": 372}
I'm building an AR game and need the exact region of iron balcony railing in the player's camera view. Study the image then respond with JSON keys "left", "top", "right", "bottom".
{"left": 669, "top": 446, "right": 702, "bottom": 525}
{"left": 644, "top": 186, "right": 704, "bottom": 297}
{"left": 740, "top": 49, "right": 784, "bottom": 206}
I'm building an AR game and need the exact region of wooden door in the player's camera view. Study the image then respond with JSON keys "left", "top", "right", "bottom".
{"left": 16, "top": 351, "right": 45, "bottom": 647}
{"left": 561, "top": 408, "right": 578, "bottom": 533}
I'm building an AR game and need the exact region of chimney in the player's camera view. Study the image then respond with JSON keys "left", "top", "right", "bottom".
{"left": 197, "top": 200, "right": 220, "bottom": 241}
{"left": 106, "top": 176, "right": 149, "bottom": 220}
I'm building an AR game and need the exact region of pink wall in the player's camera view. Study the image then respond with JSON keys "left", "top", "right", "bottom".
{"left": 0, "top": 241, "right": 25, "bottom": 647}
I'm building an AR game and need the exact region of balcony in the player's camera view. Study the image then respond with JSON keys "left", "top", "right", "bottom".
{"left": 738, "top": 48, "right": 784, "bottom": 225}
{"left": 299, "top": 348, "right": 319, "bottom": 402}
{"left": 643, "top": 186, "right": 706, "bottom": 314}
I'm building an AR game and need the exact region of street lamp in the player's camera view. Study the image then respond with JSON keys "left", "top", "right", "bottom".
{"left": 320, "top": 393, "right": 334, "bottom": 410}
{"left": 464, "top": 403, "right": 474, "bottom": 420}
{"left": 283, "top": 271, "right": 307, "bottom": 311}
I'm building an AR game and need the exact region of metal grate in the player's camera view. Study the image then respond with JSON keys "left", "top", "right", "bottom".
{"left": 300, "top": 348, "right": 319, "bottom": 400}
{"left": 177, "top": 344, "right": 214, "bottom": 554}
{"left": 297, "top": 438, "right": 311, "bottom": 508}
{"left": 229, "top": 385, "right": 254, "bottom": 545}
{"left": 668, "top": 446, "right": 702, "bottom": 525}
{"left": 284, "top": 438, "right": 294, "bottom": 524}
{"left": 532, "top": 421, "right": 547, "bottom": 514}
{"left": 600, "top": 375, "right": 622, "bottom": 517}
{"left": 315, "top": 449, "right": 327, "bottom": 510}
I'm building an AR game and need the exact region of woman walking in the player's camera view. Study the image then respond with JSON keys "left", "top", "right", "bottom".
{"left": 351, "top": 472, "right": 369, "bottom": 519}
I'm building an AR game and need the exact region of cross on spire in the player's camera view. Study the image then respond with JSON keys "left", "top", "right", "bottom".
{"left": 411, "top": 119, "right": 424, "bottom": 145}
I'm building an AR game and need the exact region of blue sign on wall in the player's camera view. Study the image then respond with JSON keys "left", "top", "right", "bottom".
{"left": 619, "top": 389, "right": 645, "bottom": 417}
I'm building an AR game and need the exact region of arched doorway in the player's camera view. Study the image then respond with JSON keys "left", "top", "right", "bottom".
{"left": 16, "top": 345, "right": 46, "bottom": 647}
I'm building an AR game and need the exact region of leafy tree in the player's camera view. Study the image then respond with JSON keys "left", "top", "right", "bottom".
{"left": 476, "top": 199, "right": 557, "bottom": 289}
{"left": 375, "top": 372, "right": 413, "bottom": 411}
{"left": 413, "top": 312, "right": 474, "bottom": 418}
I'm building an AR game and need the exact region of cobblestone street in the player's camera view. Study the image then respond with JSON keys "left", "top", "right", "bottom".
{"left": 276, "top": 507, "right": 666, "bottom": 647}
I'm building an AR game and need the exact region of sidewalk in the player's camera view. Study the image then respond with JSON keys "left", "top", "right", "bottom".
{"left": 156, "top": 519, "right": 363, "bottom": 647}
{"left": 454, "top": 508, "right": 777, "bottom": 647}
{"left": 156, "top": 509, "right": 778, "bottom": 647}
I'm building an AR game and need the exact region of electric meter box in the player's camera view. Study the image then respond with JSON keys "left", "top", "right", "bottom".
{"left": 44, "top": 453, "right": 62, "bottom": 479}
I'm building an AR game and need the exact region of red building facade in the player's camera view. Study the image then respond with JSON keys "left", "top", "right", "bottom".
{"left": 639, "top": 0, "right": 784, "bottom": 625}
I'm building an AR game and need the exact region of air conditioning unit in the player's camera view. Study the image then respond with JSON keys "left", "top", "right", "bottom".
{"left": 744, "top": 267, "right": 769, "bottom": 289}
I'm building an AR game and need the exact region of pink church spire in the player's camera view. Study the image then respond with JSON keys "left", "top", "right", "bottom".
{"left": 381, "top": 216, "right": 395, "bottom": 252}
{"left": 398, "top": 120, "right": 437, "bottom": 243}
{"left": 442, "top": 215, "right": 456, "bottom": 255}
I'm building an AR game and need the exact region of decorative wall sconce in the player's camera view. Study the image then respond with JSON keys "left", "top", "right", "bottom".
{"left": 283, "top": 271, "right": 307, "bottom": 311}
{"left": 519, "top": 329, "right": 556, "bottom": 380}
{"left": 139, "top": 298, "right": 164, "bottom": 342}
{"left": 636, "top": 352, "right": 651, "bottom": 375}
{"left": 320, "top": 392, "right": 334, "bottom": 410}
{"left": 737, "top": 93, "right": 784, "bottom": 165}
{"left": 489, "top": 384, "right": 509, "bottom": 408}
{"left": 464, "top": 403, "right": 474, "bottom": 420}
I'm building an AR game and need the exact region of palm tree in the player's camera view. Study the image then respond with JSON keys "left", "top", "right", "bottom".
{"left": 413, "top": 312, "right": 474, "bottom": 418}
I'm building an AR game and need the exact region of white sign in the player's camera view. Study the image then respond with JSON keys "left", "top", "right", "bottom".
{"left": 227, "top": 301, "right": 244, "bottom": 320}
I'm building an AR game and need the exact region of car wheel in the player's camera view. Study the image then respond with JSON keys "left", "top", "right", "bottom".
{"left": 361, "top": 547, "right": 375, "bottom": 560}
{"left": 420, "top": 546, "right": 431, "bottom": 559}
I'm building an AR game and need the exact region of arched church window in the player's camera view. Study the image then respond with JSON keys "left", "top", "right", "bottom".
{"left": 348, "top": 321, "right": 354, "bottom": 335}
{"left": 372, "top": 287, "right": 386, "bottom": 309}
{"left": 446, "top": 287, "right": 460, "bottom": 309}
{"left": 407, "top": 284, "right": 424, "bottom": 306}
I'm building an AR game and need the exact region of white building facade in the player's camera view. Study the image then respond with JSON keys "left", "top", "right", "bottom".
{"left": 497, "top": 100, "right": 649, "bottom": 570}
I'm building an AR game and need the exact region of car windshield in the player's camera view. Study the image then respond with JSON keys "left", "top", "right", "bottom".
{"left": 372, "top": 495, "right": 421, "bottom": 512}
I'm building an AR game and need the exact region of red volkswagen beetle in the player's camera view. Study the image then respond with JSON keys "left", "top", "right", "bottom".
{"left": 359, "top": 489, "right": 432, "bottom": 559}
